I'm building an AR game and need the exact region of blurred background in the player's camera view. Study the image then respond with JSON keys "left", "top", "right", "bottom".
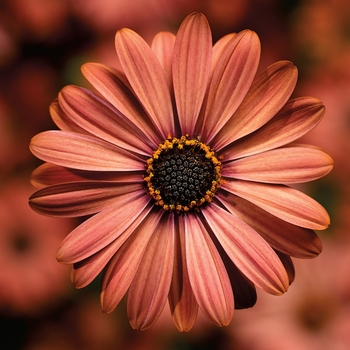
{"left": 0, "top": 0, "right": 349, "bottom": 349}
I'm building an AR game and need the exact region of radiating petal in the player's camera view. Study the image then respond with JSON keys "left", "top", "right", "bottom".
{"left": 31, "top": 163, "right": 143, "bottom": 189}
{"left": 30, "top": 131, "right": 144, "bottom": 171}
{"left": 217, "top": 192, "right": 322, "bottom": 258}
{"left": 172, "top": 13, "right": 212, "bottom": 136}
{"left": 115, "top": 28, "right": 174, "bottom": 138}
{"left": 59, "top": 85, "right": 153, "bottom": 155}
{"left": 101, "top": 208, "right": 164, "bottom": 313}
{"left": 81, "top": 63, "right": 160, "bottom": 147}
{"left": 185, "top": 214, "right": 234, "bottom": 326}
{"left": 223, "top": 145, "right": 333, "bottom": 184}
{"left": 276, "top": 251, "right": 295, "bottom": 285}
{"left": 56, "top": 193, "right": 151, "bottom": 264}
{"left": 29, "top": 182, "right": 144, "bottom": 217}
{"left": 223, "top": 179, "right": 330, "bottom": 230}
{"left": 211, "top": 33, "right": 236, "bottom": 75}
{"left": 127, "top": 214, "right": 175, "bottom": 330}
{"left": 221, "top": 97, "right": 325, "bottom": 161}
{"left": 202, "top": 203, "right": 289, "bottom": 295}
{"left": 197, "top": 30, "right": 260, "bottom": 142}
{"left": 71, "top": 202, "right": 154, "bottom": 289}
{"left": 213, "top": 61, "right": 298, "bottom": 150}
{"left": 151, "top": 31, "right": 175, "bottom": 90}
{"left": 169, "top": 215, "right": 198, "bottom": 332}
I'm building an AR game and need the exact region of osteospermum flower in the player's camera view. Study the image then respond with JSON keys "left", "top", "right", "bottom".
{"left": 29, "top": 13, "right": 333, "bottom": 331}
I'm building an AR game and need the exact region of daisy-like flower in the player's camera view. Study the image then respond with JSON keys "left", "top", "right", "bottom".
{"left": 29, "top": 13, "right": 333, "bottom": 331}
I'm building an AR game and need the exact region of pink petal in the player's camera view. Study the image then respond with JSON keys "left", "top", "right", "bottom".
{"left": 202, "top": 203, "right": 289, "bottom": 295}
{"left": 197, "top": 30, "right": 260, "bottom": 143}
{"left": 30, "top": 131, "right": 144, "bottom": 171}
{"left": 213, "top": 61, "right": 298, "bottom": 150}
{"left": 71, "top": 202, "right": 154, "bottom": 289}
{"left": 276, "top": 251, "right": 295, "bottom": 285}
{"left": 151, "top": 31, "right": 176, "bottom": 90}
{"left": 29, "top": 182, "right": 144, "bottom": 217}
{"left": 217, "top": 192, "right": 322, "bottom": 258}
{"left": 56, "top": 192, "right": 151, "bottom": 264}
{"left": 59, "top": 85, "right": 153, "bottom": 155}
{"left": 211, "top": 33, "right": 236, "bottom": 75}
{"left": 223, "top": 145, "right": 333, "bottom": 184}
{"left": 101, "top": 208, "right": 164, "bottom": 313}
{"left": 127, "top": 214, "right": 175, "bottom": 330}
{"left": 169, "top": 215, "right": 198, "bottom": 332}
{"left": 185, "top": 214, "right": 234, "bottom": 326}
{"left": 81, "top": 63, "right": 160, "bottom": 147}
{"left": 223, "top": 179, "right": 330, "bottom": 230}
{"left": 221, "top": 97, "right": 325, "bottom": 161}
{"left": 172, "top": 13, "right": 212, "bottom": 136}
{"left": 115, "top": 28, "right": 175, "bottom": 138}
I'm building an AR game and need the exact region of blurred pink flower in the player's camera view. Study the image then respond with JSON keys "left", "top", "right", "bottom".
{"left": 29, "top": 13, "right": 332, "bottom": 331}
{"left": 0, "top": 179, "right": 73, "bottom": 316}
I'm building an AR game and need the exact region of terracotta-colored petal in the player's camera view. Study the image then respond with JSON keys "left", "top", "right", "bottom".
{"left": 81, "top": 63, "right": 160, "bottom": 147}
{"left": 202, "top": 203, "right": 289, "bottom": 295}
{"left": 211, "top": 33, "right": 236, "bottom": 75}
{"left": 151, "top": 31, "right": 175, "bottom": 90}
{"left": 223, "top": 179, "right": 330, "bottom": 230}
{"left": 56, "top": 193, "right": 151, "bottom": 264}
{"left": 217, "top": 191, "right": 322, "bottom": 258}
{"left": 115, "top": 28, "right": 174, "bottom": 138}
{"left": 172, "top": 13, "right": 212, "bottom": 136}
{"left": 197, "top": 30, "right": 260, "bottom": 143}
{"left": 276, "top": 251, "right": 295, "bottom": 285}
{"left": 221, "top": 97, "right": 325, "bottom": 161}
{"left": 185, "top": 214, "right": 234, "bottom": 326}
{"left": 169, "top": 215, "right": 198, "bottom": 332}
{"left": 31, "top": 163, "right": 143, "bottom": 189}
{"left": 223, "top": 145, "right": 333, "bottom": 184}
{"left": 29, "top": 182, "right": 144, "bottom": 217}
{"left": 127, "top": 214, "right": 175, "bottom": 330}
{"left": 101, "top": 208, "right": 164, "bottom": 313}
{"left": 71, "top": 202, "right": 154, "bottom": 289}
{"left": 213, "top": 61, "right": 298, "bottom": 150}
{"left": 30, "top": 131, "right": 144, "bottom": 171}
{"left": 59, "top": 85, "right": 153, "bottom": 155}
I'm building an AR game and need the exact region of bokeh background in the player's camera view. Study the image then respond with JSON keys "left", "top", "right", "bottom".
{"left": 0, "top": 0, "right": 349, "bottom": 349}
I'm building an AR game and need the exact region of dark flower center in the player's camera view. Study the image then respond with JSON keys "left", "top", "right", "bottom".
{"left": 144, "top": 135, "right": 222, "bottom": 212}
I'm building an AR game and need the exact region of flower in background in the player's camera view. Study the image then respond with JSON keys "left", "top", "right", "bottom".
{"left": 0, "top": 179, "right": 72, "bottom": 316}
{"left": 29, "top": 13, "right": 332, "bottom": 331}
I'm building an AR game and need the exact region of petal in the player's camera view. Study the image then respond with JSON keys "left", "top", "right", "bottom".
{"left": 151, "top": 31, "right": 176, "bottom": 90}
{"left": 31, "top": 163, "right": 143, "bottom": 189}
{"left": 213, "top": 61, "right": 298, "bottom": 150}
{"left": 202, "top": 203, "right": 289, "bottom": 295}
{"left": 29, "top": 181, "right": 144, "bottom": 217}
{"left": 221, "top": 97, "right": 325, "bottom": 161}
{"left": 211, "top": 33, "right": 236, "bottom": 75}
{"left": 81, "top": 63, "right": 160, "bottom": 147}
{"left": 115, "top": 28, "right": 175, "bottom": 138}
{"left": 217, "top": 191, "right": 322, "bottom": 258}
{"left": 223, "top": 145, "right": 333, "bottom": 184}
{"left": 223, "top": 179, "right": 330, "bottom": 230}
{"left": 59, "top": 85, "right": 153, "bottom": 155}
{"left": 71, "top": 202, "right": 154, "bottom": 289}
{"left": 197, "top": 30, "right": 261, "bottom": 142}
{"left": 101, "top": 208, "right": 164, "bottom": 313}
{"left": 172, "top": 13, "right": 212, "bottom": 136}
{"left": 276, "top": 251, "right": 295, "bottom": 285}
{"left": 185, "top": 214, "right": 234, "bottom": 326}
{"left": 169, "top": 215, "right": 198, "bottom": 332}
{"left": 30, "top": 131, "right": 144, "bottom": 171}
{"left": 56, "top": 192, "right": 151, "bottom": 264}
{"left": 127, "top": 214, "right": 175, "bottom": 330}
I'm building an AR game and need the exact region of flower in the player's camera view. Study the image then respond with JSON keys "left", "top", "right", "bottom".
{"left": 29, "top": 13, "right": 333, "bottom": 331}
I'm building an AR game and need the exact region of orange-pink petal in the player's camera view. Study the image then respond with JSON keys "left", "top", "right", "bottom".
{"left": 223, "top": 179, "right": 330, "bottom": 230}
{"left": 202, "top": 203, "right": 289, "bottom": 295}
{"left": 223, "top": 145, "right": 333, "bottom": 184}
{"left": 115, "top": 28, "right": 174, "bottom": 138}
{"left": 127, "top": 214, "right": 175, "bottom": 330}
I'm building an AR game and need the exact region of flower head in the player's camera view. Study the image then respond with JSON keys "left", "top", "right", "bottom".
{"left": 29, "top": 13, "right": 333, "bottom": 331}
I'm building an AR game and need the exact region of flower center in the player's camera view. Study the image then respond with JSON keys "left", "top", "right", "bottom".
{"left": 144, "top": 135, "right": 222, "bottom": 212}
